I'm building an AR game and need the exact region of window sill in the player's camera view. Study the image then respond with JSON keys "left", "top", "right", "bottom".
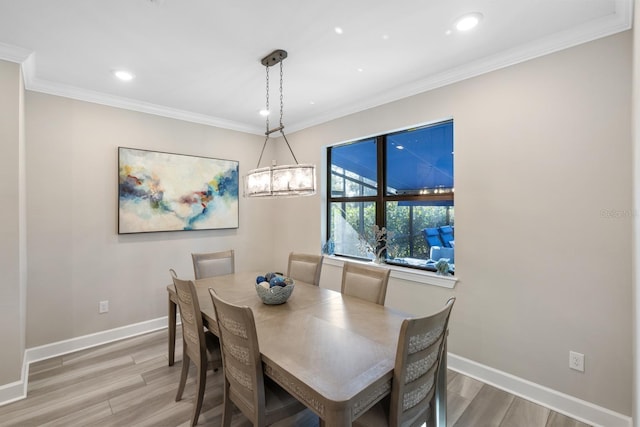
{"left": 323, "top": 255, "right": 458, "bottom": 289}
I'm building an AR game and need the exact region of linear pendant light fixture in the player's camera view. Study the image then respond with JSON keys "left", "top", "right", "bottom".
{"left": 244, "top": 49, "right": 316, "bottom": 197}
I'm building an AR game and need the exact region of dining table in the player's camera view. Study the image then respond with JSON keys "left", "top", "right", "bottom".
{"left": 166, "top": 271, "right": 448, "bottom": 426}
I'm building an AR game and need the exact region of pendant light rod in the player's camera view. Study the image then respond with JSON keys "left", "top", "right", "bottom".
{"left": 254, "top": 135, "right": 269, "bottom": 169}
{"left": 254, "top": 128, "right": 299, "bottom": 169}
{"left": 280, "top": 131, "right": 299, "bottom": 164}
{"left": 265, "top": 125, "right": 284, "bottom": 135}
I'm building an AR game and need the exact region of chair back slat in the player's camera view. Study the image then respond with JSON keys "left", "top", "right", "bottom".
{"left": 404, "top": 337, "right": 442, "bottom": 384}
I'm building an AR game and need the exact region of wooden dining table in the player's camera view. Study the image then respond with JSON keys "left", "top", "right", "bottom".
{"left": 166, "top": 271, "right": 448, "bottom": 426}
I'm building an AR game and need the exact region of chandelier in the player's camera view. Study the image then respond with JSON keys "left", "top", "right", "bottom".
{"left": 244, "top": 50, "right": 316, "bottom": 197}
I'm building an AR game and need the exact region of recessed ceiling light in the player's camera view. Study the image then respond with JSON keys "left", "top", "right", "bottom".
{"left": 454, "top": 12, "right": 483, "bottom": 32}
{"left": 382, "top": 34, "right": 389, "bottom": 40}
{"left": 113, "top": 70, "right": 135, "bottom": 81}
{"left": 357, "top": 68, "right": 364, "bottom": 72}
{"left": 334, "top": 27, "right": 344, "bottom": 35}
{"left": 309, "top": 101, "right": 315, "bottom": 105}
{"left": 259, "top": 109, "right": 270, "bottom": 117}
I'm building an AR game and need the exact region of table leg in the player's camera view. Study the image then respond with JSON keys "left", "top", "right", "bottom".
{"left": 435, "top": 332, "right": 448, "bottom": 426}
{"left": 168, "top": 295, "right": 177, "bottom": 366}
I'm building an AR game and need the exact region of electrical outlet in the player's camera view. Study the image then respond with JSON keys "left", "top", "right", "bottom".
{"left": 99, "top": 300, "right": 109, "bottom": 314}
{"left": 569, "top": 351, "right": 584, "bottom": 372}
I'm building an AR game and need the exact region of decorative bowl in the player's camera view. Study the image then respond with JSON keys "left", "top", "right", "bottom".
{"left": 255, "top": 281, "right": 295, "bottom": 305}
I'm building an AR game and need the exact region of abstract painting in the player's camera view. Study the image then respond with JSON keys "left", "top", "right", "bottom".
{"left": 118, "top": 147, "right": 239, "bottom": 234}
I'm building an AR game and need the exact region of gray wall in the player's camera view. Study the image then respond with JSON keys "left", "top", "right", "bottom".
{"left": 273, "top": 32, "right": 633, "bottom": 415}
{"left": 0, "top": 60, "right": 25, "bottom": 385}
{"left": 24, "top": 94, "right": 276, "bottom": 346}
{"left": 0, "top": 29, "right": 631, "bottom": 417}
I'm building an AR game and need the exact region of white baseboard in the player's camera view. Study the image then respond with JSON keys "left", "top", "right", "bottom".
{"left": 448, "top": 353, "right": 632, "bottom": 427}
{"left": 24, "top": 317, "right": 168, "bottom": 364}
{"left": 0, "top": 316, "right": 171, "bottom": 407}
{"left": 0, "top": 378, "right": 27, "bottom": 407}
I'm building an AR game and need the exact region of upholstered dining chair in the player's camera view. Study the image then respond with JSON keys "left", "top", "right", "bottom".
{"left": 353, "top": 297, "right": 456, "bottom": 427}
{"left": 341, "top": 261, "right": 390, "bottom": 305}
{"left": 172, "top": 274, "right": 222, "bottom": 426}
{"left": 192, "top": 249, "right": 235, "bottom": 280}
{"left": 209, "top": 288, "right": 307, "bottom": 427}
{"left": 287, "top": 252, "right": 324, "bottom": 286}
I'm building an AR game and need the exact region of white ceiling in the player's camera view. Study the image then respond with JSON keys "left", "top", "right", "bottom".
{"left": 0, "top": 0, "right": 632, "bottom": 135}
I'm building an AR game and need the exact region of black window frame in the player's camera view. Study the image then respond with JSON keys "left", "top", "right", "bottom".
{"left": 326, "top": 120, "right": 454, "bottom": 272}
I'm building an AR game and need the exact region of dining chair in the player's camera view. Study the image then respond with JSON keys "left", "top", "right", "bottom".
{"left": 172, "top": 275, "right": 223, "bottom": 426}
{"left": 286, "top": 252, "right": 324, "bottom": 286}
{"left": 341, "top": 261, "right": 390, "bottom": 305}
{"left": 209, "top": 288, "right": 307, "bottom": 427}
{"left": 353, "top": 297, "right": 456, "bottom": 427}
{"left": 167, "top": 250, "right": 234, "bottom": 366}
{"left": 192, "top": 249, "right": 235, "bottom": 279}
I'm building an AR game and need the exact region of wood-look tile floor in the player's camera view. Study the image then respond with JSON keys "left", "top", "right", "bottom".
{"left": 0, "top": 330, "right": 591, "bottom": 427}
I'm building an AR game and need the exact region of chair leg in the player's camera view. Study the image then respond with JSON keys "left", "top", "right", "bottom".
{"left": 168, "top": 296, "right": 177, "bottom": 366}
{"left": 191, "top": 363, "right": 207, "bottom": 426}
{"left": 176, "top": 353, "right": 190, "bottom": 401}
{"left": 426, "top": 401, "right": 435, "bottom": 427}
{"left": 222, "top": 381, "right": 233, "bottom": 427}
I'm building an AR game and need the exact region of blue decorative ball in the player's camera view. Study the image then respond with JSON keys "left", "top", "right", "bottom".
{"left": 269, "top": 276, "right": 286, "bottom": 288}
{"left": 256, "top": 276, "right": 266, "bottom": 284}
{"left": 265, "top": 272, "right": 276, "bottom": 282}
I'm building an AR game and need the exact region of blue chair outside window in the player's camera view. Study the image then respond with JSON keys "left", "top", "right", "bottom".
{"left": 423, "top": 228, "right": 444, "bottom": 248}
{"left": 438, "top": 225, "right": 454, "bottom": 248}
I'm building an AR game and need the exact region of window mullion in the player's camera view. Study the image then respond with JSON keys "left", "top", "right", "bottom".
{"left": 326, "top": 147, "right": 332, "bottom": 244}
{"left": 377, "top": 135, "right": 385, "bottom": 227}
{"left": 377, "top": 135, "right": 386, "bottom": 259}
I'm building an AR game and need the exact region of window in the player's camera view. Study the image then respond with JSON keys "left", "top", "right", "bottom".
{"left": 327, "top": 120, "right": 454, "bottom": 273}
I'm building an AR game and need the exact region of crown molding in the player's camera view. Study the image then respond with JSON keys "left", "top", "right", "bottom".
{"left": 24, "top": 76, "right": 264, "bottom": 135}
{"left": 287, "top": 0, "right": 632, "bottom": 133}
{"left": 3, "top": 0, "right": 632, "bottom": 136}
{"left": 0, "top": 41, "right": 32, "bottom": 64}
{"left": 0, "top": 41, "right": 263, "bottom": 134}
